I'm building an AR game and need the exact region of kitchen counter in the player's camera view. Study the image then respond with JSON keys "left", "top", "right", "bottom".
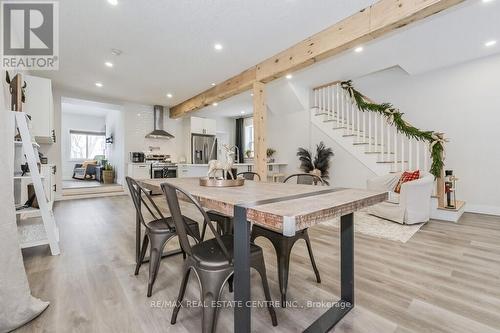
{"left": 177, "top": 162, "right": 287, "bottom": 179}
{"left": 177, "top": 162, "right": 287, "bottom": 167}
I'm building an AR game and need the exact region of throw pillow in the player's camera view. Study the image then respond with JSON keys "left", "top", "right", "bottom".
{"left": 394, "top": 170, "right": 420, "bottom": 193}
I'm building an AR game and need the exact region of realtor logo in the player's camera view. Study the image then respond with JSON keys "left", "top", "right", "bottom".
{"left": 1, "top": 1, "right": 59, "bottom": 70}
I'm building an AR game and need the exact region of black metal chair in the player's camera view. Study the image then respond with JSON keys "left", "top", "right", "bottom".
{"left": 237, "top": 171, "right": 261, "bottom": 181}
{"left": 126, "top": 177, "right": 201, "bottom": 297}
{"left": 204, "top": 172, "right": 261, "bottom": 238}
{"left": 250, "top": 173, "right": 323, "bottom": 307}
{"left": 162, "top": 182, "right": 277, "bottom": 333}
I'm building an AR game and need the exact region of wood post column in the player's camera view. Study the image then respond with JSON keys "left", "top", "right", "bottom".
{"left": 253, "top": 82, "right": 267, "bottom": 180}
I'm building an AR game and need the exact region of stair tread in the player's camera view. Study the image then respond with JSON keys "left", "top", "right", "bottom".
{"left": 365, "top": 151, "right": 395, "bottom": 154}
{"left": 377, "top": 160, "right": 408, "bottom": 163}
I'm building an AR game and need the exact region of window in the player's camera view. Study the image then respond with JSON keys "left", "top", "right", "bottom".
{"left": 70, "top": 130, "right": 105, "bottom": 160}
{"left": 243, "top": 117, "right": 254, "bottom": 157}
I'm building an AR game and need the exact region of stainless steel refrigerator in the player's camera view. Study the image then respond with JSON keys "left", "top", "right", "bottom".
{"left": 191, "top": 134, "right": 217, "bottom": 164}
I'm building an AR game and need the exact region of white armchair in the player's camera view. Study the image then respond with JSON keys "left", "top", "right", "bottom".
{"left": 366, "top": 172, "right": 434, "bottom": 224}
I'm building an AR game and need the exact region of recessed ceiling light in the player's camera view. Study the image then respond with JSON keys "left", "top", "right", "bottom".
{"left": 105, "top": 61, "right": 113, "bottom": 68}
{"left": 240, "top": 111, "right": 245, "bottom": 114}
{"left": 250, "top": 93, "right": 254, "bottom": 97}
{"left": 111, "top": 48, "right": 122, "bottom": 56}
{"left": 211, "top": 83, "right": 216, "bottom": 86}
{"left": 108, "top": 0, "right": 118, "bottom": 6}
{"left": 212, "top": 102, "right": 218, "bottom": 106}
{"left": 166, "top": 93, "right": 173, "bottom": 98}
{"left": 214, "top": 43, "right": 223, "bottom": 51}
{"left": 482, "top": 0, "right": 494, "bottom": 3}
{"left": 286, "top": 74, "right": 293, "bottom": 80}
{"left": 354, "top": 46, "right": 364, "bottom": 53}
{"left": 95, "top": 82, "right": 103, "bottom": 88}
{"left": 485, "top": 40, "right": 497, "bottom": 47}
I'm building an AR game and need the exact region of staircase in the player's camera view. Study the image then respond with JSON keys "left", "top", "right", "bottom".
{"left": 310, "top": 81, "right": 431, "bottom": 176}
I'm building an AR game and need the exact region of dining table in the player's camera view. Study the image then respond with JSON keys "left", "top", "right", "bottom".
{"left": 140, "top": 177, "right": 387, "bottom": 333}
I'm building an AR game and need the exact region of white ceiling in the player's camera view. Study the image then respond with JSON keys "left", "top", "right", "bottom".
{"left": 61, "top": 97, "right": 121, "bottom": 117}
{"left": 37, "top": 0, "right": 375, "bottom": 106}
{"left": 193, "top": 0, "right": 500, "bottom": 118}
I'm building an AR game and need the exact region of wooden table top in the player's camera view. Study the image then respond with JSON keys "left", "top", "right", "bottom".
{"left": 140, "top": 178, "right": 387, "bottom": 236}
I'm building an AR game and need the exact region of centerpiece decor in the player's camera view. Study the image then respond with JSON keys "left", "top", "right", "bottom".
{"left": 340, "top": 80, "right": 446, "bottom": 178}
{"left": 297, "top": 141, "right": 334, "bottom": 185}
{"left": 201, "top": 144, "right": 244, "bottom": 187}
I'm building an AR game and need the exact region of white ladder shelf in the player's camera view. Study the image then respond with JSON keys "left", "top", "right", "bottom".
{"left": 14, "top": 112, "right": 60, "bottom": 255}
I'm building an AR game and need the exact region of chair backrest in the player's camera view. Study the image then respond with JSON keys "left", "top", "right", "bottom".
{"left": 161, "top": 182, "right": 231, "bottom": 261}
{"left": 284, "top": 173, "right": 324, "bottom": 186}
{"left": 126, "top": 177, "right": 166, "bottom": 230}
{"left": 237, "top": 171, "right": 261, "bottom": 181}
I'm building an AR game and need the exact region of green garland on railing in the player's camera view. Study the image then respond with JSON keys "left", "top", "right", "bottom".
{"left": 340, "top": 80, "right": 446, "bottom": 178}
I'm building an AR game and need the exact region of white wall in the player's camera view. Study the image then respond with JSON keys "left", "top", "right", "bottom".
{"left": 123, "top": 103, "right": 185, "bottom": 161}
{"left": 61, "top": 113, "right": 105, "bottom": 179}
{"left": 267, "top": 105, "right": 376, "bottom": 188}
{"left": 354, "top": 54, "right": 500, "bottom": 215}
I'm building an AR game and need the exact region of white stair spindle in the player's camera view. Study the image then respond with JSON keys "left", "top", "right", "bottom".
{"left": 361, "top": 111, "right": 368, "bottom": 142}
{"left": 400, "top": 135, "right": 405, "bottom": 171}
{"left": 356, "top": 104, "right": 361, "bottom": 141}
{"left": 408, "top": 139, "right": 413, "bottom": 170}
{"left": 335, "top": 84, "right": 341, "bottom": 127}
{"left": 346, "top": 91, "right": 350, "bottom": 132}
{"left": 368, "top": 112, "right": 372, "bottom": 151}
{"left": 326, "top": 86, "right": 330, "bottom": 119}
{"left": 394, "top": 131, "right": 398, "bottom": 171}
{"left": 313, "top": 89, "right": 318, "bottom": 113}
{"left": 380, "top": 115, "right": 384, "bottom": 161}
{"left": 374, "top": 113, "right": 378, "bottom": 153}
{"left": 416, "top": 141, "right": 420, "bottom": 170}
{"left": 424, "top": 141, "right": 429, "bottom": 172}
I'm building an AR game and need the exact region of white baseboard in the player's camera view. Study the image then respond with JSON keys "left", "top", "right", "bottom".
{"left": 465, "top": 204, "right": 500, "bottom": 217}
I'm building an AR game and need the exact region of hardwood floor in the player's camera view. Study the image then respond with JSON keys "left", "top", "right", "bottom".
{"left": 15, "top": 195, "right": 500, "bottom": 333}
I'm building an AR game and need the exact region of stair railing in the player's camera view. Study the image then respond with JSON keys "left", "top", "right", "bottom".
{"left": 312, "top": 80, "right": 432, "bottom": 174}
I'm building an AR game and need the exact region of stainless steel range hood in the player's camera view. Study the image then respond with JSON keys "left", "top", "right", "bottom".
{"left": 145, "top": 105, "right": 175, "bottom": 139}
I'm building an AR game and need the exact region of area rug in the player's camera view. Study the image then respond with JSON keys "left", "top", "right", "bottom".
{"left": 325, "top": 211, "right": 425, "bottom": 243}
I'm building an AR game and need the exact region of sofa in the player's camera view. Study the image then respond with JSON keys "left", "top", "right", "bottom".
{"left": 366, "top": 172, "right": 434, "bottom": 224}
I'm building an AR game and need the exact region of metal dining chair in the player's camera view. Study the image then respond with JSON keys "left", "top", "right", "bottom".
{"left": 162, "top": 182, "right": 278, "bottom": 333}
{"left": 126, "top": 177, "right": 201, "bottom": 297}
{"left": 237, "top": 171, "right": 261, "bottom": 181}
{"left": 204, "top": 172, "right": 261, "bottom": 238}
{"left": 250, "top": 173, "right": 323, "bottom": 307}
{"left": 283, "top": 173, "right": 324, "bottom": 185}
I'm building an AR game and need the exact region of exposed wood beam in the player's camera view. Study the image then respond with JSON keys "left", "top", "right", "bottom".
{"left": 170, "top": 0, "right": 463, "bottom": 118}
{"left": 170, "top": 67, "right": 256, "bottom": 118}
{"left": 253, "top": 82, "right": 267, "bottom": 180}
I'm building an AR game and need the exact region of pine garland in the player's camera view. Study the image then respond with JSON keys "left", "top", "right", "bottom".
{"left": 340, "top": 80, "right": 446, "bottom": 178}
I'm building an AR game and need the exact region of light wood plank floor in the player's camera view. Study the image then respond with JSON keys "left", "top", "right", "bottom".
{"left": 15, "top": 196, "right": 500, "bottom": 333}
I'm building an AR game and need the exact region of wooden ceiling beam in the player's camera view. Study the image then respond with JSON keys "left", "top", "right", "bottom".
{"left": 170, "top": 0, "right": 463, "bottom": 118}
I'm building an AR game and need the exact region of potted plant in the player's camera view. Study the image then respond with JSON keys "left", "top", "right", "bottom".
{"left": 243, "top": 149, "right": 254, "bottom": 163}
{"left": 102, "top": 164, "right": 115, "bottom": 184}
{"left": 266, "top": 148, "right": 276, "bottom": 163}
{"left": 297, "top": 141, "right": 334, "bottom": 185}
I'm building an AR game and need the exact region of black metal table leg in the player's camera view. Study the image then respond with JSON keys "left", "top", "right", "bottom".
{"left": 304, "top": 212, "right": 354, "bottom": 332}
{"left": 233, "top": 205, "right": 251, "bottom": 333}
{"left": 136, "top": 211, "right": 141, "bottom": 264}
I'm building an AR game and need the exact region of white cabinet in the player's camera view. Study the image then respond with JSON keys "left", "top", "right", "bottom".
{"left": 178, "top": 164, "right": 209, "bottom": 178}
{"left": 190, "top": 117, "right": 216, "bottom": 135}
{"left": 127, "top": 163, "right": 151, "bottom": 179}
{"left": 23, "top": 75, "right": 55, "bottom": 143}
